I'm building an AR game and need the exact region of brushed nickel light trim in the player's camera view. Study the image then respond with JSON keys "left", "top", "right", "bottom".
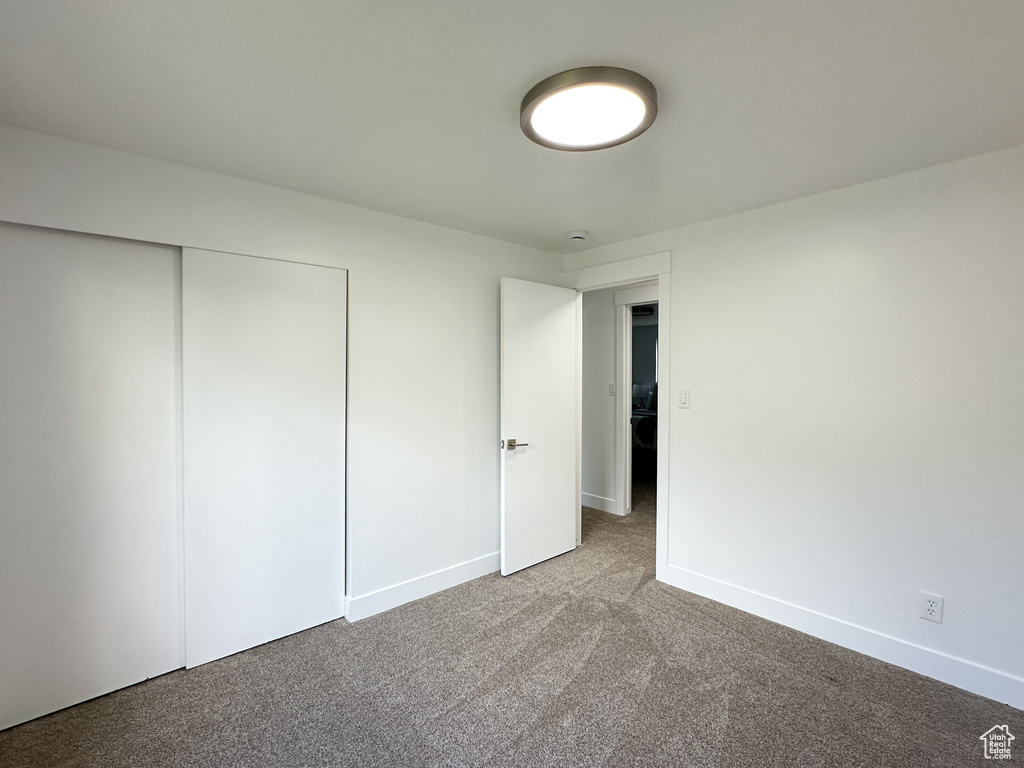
{"left": 520, "top": 66, "right": 657, "bottom": 151}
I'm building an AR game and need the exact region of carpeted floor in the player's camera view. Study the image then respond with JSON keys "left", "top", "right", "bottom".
{"left": 1, "top": 476, "right": 1019, "bottom": 767}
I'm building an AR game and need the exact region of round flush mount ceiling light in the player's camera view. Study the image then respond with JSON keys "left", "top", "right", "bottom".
{"left": 520, "top": 66, "right": 657, "bottom": 151}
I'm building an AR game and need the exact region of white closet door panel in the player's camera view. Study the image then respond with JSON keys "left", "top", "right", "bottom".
{"left": 0, "top": 223, "right": 182, "bottom": 730}
{"left": 183, "top": 248, "right": 346, "bottom": 668}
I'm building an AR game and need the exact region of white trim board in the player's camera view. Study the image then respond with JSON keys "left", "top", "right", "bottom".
{"left": 653, "top": 274, "right": 670, "bottom": 580}
{"left": 562, "top": 251, "right": 670, "bottom": 291}
{"left": 615, "top": 282, "right": 658, "bottom": 306}
{"left": 614, "top": 304, "right": 632, "bottom": 517}
{"left": 345, "top": 552, "right": 500, "bottom": 622}
{"left": 661, "top": 564, "right": 1024, "bottom": 710}
{"left": 581, "top": 493, "right": 617, "bottom": 515}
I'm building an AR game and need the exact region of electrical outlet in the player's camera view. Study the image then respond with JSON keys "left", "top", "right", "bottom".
{"left": 919, "top": 591, "right": 944, "bottom": 623}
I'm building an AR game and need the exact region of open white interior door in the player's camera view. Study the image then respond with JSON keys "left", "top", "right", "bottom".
{"left": 500, "top": 277, "right": 578, "bottom": 576}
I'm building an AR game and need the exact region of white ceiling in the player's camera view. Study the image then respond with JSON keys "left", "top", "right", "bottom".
{"left": 2, "top": 1, "right": 1023, "bottom": 254}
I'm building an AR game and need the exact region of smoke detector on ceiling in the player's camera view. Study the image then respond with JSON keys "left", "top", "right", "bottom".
{"left": 567, "top": 230, "right": 589, "bottom": 242}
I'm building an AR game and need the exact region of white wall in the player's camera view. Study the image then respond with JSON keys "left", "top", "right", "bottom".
{"left": 565, "top": 144, "right": 1024, "bottom": 709}
{"left": 0, "top": 123, "right": 562, "bottom": 621}
{"left": 581, "top": 287, "right": 617, "bottom": 512}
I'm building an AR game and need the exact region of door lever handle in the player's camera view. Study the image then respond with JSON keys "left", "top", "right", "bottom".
{"left": 505, "top": 439, "right": 529, "bottom": 450}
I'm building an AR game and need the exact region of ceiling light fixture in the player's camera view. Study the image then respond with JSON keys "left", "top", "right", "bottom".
{"left": 520, "top": 66, "right": 657, "bottom": 151}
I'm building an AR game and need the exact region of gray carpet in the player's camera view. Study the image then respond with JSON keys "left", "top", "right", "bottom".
{"left": 1, "top": 481, "right": 1019, "bottom": 767}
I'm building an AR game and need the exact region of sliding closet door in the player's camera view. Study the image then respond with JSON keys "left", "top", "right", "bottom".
{"left": 182, "top": 248, "right": 346, "bottom": 668}
{"left": 0, "top": 223, "right": 182, "bottom": 730}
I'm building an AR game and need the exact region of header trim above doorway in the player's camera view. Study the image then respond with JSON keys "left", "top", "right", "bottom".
{"left": 562, "top": 251, "right": 670, "bottom": 291}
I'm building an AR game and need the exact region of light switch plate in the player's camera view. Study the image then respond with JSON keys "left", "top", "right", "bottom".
{"left": 678, "top": 389, "right": 690, "bottom": 408}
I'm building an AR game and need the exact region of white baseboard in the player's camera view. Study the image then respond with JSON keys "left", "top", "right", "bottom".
{"left": 582, "top": 492, "right": 620, "bottom": 515}
{"left": 345, "top": 551, "right": 499, "bottom": 622}
{"left": 660, "top": 563, "right": 1024, "bottom": 710}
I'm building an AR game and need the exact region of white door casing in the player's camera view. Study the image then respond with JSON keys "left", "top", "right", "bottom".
{"left": 500, "top": 277, "right": 579, "bottom": 576}
{"left": 182, "top": 248, "right": 347, "bottom": 667}
{"left": 613, "top": 281, "right": 660, "bottom": 517}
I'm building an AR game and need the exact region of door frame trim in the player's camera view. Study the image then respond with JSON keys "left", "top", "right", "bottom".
{"left": 614, "top": 281, "right": 659, "bottom": 517}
